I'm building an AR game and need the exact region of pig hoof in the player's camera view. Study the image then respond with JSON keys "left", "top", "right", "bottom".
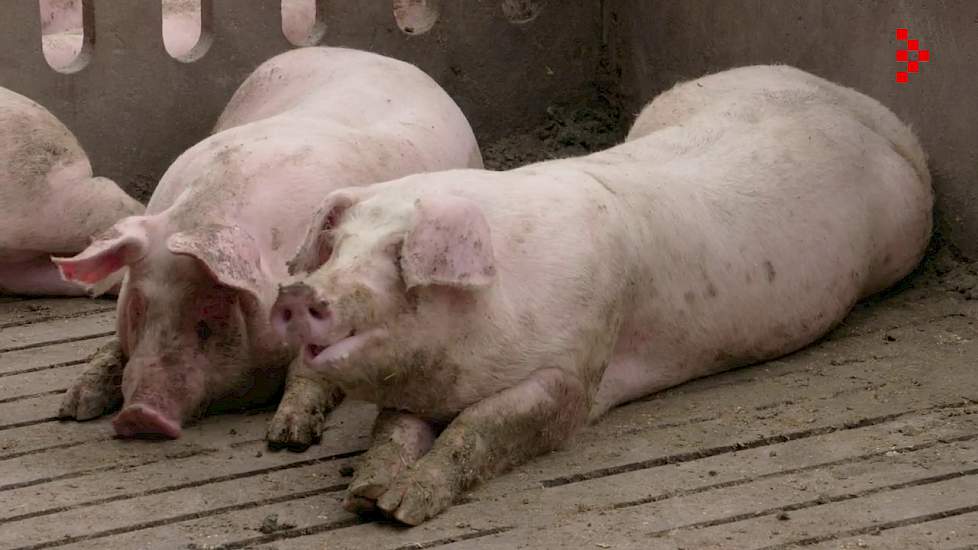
{"left": 343, "top": 473, "right": 396, "bottom": 514}
{"left": 342, "top": 494, "right": 379, "bottom": 514}
{"left": 58, "top": 380, "right": 122, "bottom": 421}
{"left": 376, "top": 462, "right": 455, "bottom": 526}
{"left": 58, "top": 339, "right": 124, "bottom": 421}
{"left": 266, "top": 408, "right": 324, "bottom": 452}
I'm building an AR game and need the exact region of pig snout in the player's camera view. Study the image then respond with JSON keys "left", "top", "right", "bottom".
{"left": 271, "top": 283, "right": 333, "bottom": 346}
{"left": 112, "top": 360, "right": 204, "bottom": 439}
{"left": 113, "top": 403, "right": 182, "bottom": 439}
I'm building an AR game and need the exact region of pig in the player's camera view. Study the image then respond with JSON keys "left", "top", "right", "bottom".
{"left": 39, "top": 0, "right": 316, "bottom": 69}
{"left": 272, "top": 65, "right": 932, "bottom": 524}
{"left": 53, "top": 46, "right": 482, "bottom": 443}
{"left": 0, "top": 86, "right": 143, "bottom": 296}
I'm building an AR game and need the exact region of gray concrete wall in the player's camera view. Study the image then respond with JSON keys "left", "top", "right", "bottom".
{"left": 606, "top": 0, "right": 978, "bottom": 257}
{"left": 5, "top": 1, "right": 975, "bottom": 257}
{"left": 0, "top": 0, "right": 602, "bottom": 201}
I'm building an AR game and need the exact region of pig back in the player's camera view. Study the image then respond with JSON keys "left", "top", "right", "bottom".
{"left": 628, "top": 65, "right": 929, "bottom": 188}
{"left": 0, "top": 87, "right": 93, "bottom": 247}
{"left": 623, "top": 65, "right": 931, "bottom": 296}
{"left": 211, "top": 47, "right": 481, "bottom": 172}
{"left": 600, "top": 85, "right": 931, "bottom": 383}
{"left": 146, "top": 47, "right": 480, "bottom": 278}
{"left": 0, "top": 87, "right": 89, "bottom": 192}
{"left": 212, "top": 48, "right": 473, "bottom": 143}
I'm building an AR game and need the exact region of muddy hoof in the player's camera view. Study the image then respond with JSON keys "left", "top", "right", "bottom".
{"left": 59, "top": 379, "right": 121, "bottom": 421}
{"left": 58, "top": 339, "right": 124, "bottom": 421}
{"left": 266, "top": 408, "right": 324, "bottom": 452}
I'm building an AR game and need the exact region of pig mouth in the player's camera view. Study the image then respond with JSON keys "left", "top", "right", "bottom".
{"left": 303, "top": 327, "right": 387, "bottom": 368}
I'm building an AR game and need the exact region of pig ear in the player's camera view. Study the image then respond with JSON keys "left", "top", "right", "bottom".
{"left": 52, "top": 216, "right": 149, "bottom": 289}
{"left": 400, "top": 195, "right": 496, "bottom": 290}
{"left": 287, "top": 190, "right": 358, "bottom": 275}
{"left": 167, "top": 224, "right": 266, "bottom": 300}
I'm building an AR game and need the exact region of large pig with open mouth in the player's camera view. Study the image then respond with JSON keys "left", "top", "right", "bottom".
{"left": 54, "top": 46, "right": 482, "bottom": 443}
{"left": 0, "top": 86, "right": 143, "bottom": 296}
{"left": 272, "top": 65, "right": 932, "bottom": 524}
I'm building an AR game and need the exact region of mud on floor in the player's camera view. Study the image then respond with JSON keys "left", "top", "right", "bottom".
{"left": 482, "top": 89, "right": 627, "bottom": 170}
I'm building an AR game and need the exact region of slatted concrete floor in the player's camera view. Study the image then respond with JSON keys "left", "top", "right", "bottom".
{"left": 2, "top": 265, "right": 978, "bottom": 550}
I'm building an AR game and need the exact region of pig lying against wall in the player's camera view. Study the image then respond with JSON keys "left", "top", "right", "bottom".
{"left": 0, "top": 86, "right": 143, "bottom": 296}
{"left": 274, "top": 65, "right": 933, "bottom": 524}
{"left": 54, "top": 47, "right": 482, "bottom": 442}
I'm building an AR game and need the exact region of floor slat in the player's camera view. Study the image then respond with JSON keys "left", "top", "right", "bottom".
{"left": 0, "top": 278, "right": 976, "bottom": 548}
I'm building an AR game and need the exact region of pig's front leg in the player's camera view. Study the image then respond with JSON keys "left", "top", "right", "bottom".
{"left": 58, "top": 338, "right": 125, "bottom": 420}
{"left": 344, "top": 410, "right": 436, "bottom": 514}
{"left": 266, "top": 358, "right": 344, "bottom": 451}
{"left": 376, "top": 368, "right": 588, "bottom": 525}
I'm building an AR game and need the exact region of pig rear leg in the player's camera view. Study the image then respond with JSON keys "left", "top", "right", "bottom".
{"left": 58, "top": 338, "right": 125, "bottom": 420}
{"left": 375, "top": 368, "right": 588, "bottom": 525}
{"left": 266, "top": 359, "right": 344, "bottom": 451}
{"left": 343, "top": 410, "right": 436, "bottom": 514}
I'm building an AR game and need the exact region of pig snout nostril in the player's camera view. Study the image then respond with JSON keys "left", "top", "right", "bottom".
{"left": 271, "top": 304, "right": 297, "bottom": 340}
{"left": 308, "top": 304, "right": 327, "bottom": 320}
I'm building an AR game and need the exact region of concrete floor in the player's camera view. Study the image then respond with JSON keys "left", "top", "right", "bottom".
{"left": 2, "top": 259, "right": 978, "bottom": 550}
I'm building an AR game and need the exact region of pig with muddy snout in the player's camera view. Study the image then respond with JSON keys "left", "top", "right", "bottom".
{"left": 273, "top": 65, "right": 933, "bottom": 524}
{"left": 53, "top": 47, "right": 482, "bottom": 443}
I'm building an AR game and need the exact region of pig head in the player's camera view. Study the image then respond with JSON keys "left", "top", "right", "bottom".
{"left": 270, "top": 186, "right": 594, "bottom": 525}
{"left": 271, "top": 189, "right": 496, "bottom": 404}
{"left": 54, "top": 215, "right": 289, "bottom": 438}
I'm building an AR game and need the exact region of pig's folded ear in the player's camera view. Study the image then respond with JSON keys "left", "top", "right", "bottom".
{"left": 167, "top": 224, "right": 266, "bottom": 300}
{"left": 52, "top": 216, "right": 149, "bottom": 288}
{"left": 400, "top": 195, "right": 496, "bottom": 290}
{"left": 288, "top": 190, "right": 359, "bottom": 276}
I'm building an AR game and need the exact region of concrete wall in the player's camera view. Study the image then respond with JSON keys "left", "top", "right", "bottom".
{"left": 4, "top": 1, "right": 975, "bottom": 256}
{"left": 0, "top": 0, "right": 602, "bottom": 201}
{"left": 606, "top": 0, "right": 978, "bottom": 256}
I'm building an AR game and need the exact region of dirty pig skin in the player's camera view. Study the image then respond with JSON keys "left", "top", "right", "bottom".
{"left": 53, "top": 47, "right": 482, "bottom": 443}
{"left": 0, "top": 86, "right": 143, "bottom": 296}
{"left": 274, "top": 65, "right": 932, "bottom": 525}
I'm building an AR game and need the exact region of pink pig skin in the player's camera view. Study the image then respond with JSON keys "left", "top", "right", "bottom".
{"left": 274, "top": 65, "right": 933, "bottom": 524}
{"left": 53, "top": 46, "right": 481, "bottom": 444}
{"left": 0, "top": 86, "right": 143, "bottom": 296}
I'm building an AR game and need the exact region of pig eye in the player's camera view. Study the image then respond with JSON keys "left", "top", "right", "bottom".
{"left": 195, "top": 320, "right": 212, "bottom": 342}
{"left": 123, "top": 289, "right": 146, "bottom": 347}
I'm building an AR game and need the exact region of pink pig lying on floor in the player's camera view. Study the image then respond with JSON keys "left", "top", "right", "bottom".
{"left": 53, "top": 47, "right": 482, "bottom": 443}
{"left": 0, "top": 86, "right": 143, "bottom": 296}
{"left": 272, "top": 65, "right": 933, "bottom": 524}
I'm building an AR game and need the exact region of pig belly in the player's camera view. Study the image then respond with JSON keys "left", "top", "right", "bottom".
{"left": 591, "top": 268, "right": 861, "bottom": 421}
{"left": 0, "top": 254, "right": 88, "bottom": 296}
{"left": 591, "top": 176, "right": 888, "bottom": 419}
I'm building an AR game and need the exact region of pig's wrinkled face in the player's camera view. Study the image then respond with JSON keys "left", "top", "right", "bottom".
{"left": 274, "top": 201, "right": 412, "bottom": 380}
{"left": 54, "top": 216, "right": 287, "bottom": 439}
{"left": 272, "top": 190, "right": 496, "bottom": 391}
{"left": 114, "top": 255, "right": 259, "bottom": 437}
